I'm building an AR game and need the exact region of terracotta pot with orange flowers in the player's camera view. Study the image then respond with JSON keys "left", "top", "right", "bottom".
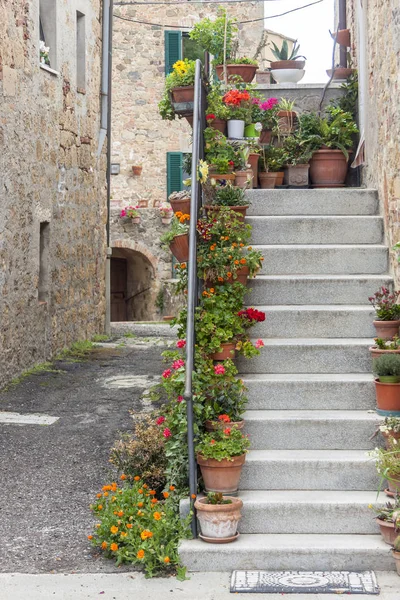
{"left": 205, "top": 414, "right": 245, "bottom": 432}
{"left": 160, "top": 213, "right": 190, "bottom": 264}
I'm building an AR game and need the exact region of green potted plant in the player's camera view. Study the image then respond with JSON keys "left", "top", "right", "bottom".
{"left": 158, "top": 59, "right": 196, "bottom": 120}
{"left": 204, "top": 127, "right": 236, "bottom": 182}
{"left": 195, "top": 426, "right": 250, "bottom": 493}
{"left": 202, "top": 359, "right": 248, "bottom": 431}
{"left": 250, "top": 97, "right": 279, "bottom": 144}
{"left": 222, "top": 88, "right": 252, "bottom": 140}
{"left": 120, "top": 205, "right": 141, "bottom": 224}
{"left": 369, "top": 443, "right": 400, "bottom": 497}
{"left": 392, "top": 535, "right": 400, "bottom": 575}
{"left": 282, "top": 135, "right": 312, "bottom": 187}
{"left": 369, "top": 496, "right": 400, "bottom": 545}
{"left": 260, "top": 145, "right": 288, "bottom": 187}
{"left": 299, "top": 107, "right": 358, "bottom": 187}
{"left": 369, "top": 287, "right": 400, "bottom": 339}
{"left": 373, "top": 354, "right": 400, "bottom": 415}
{"left": 206, "top": 84, "right": 230, "bottom": 134}
{"left": 370, "top": 337, "right": 400, "bottom": 360}
{"left": 160, "top": 214, "right": 190, "bottom": 263}
{"left": 203, "top": 182, "right": 250, "bottom": 221}
{"left": 270, "top": 39, "right": 306, "bottom": 83}
{"left": 258, "top": 147, "right": 277, "bottom": 189}
{"left": 232, "top": 145, "right": 253, "bottom": 189}
{"left": 380, "top": 417, "right": 400, "bottom": 449}
{"left": 277, "top": 98, "right": 297, "bottom": 134}
{"left": 195, "top": 492, "right": 243, "bottom": 543}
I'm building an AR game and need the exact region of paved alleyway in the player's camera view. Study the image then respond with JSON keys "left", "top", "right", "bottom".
{"left": 0, "top": 338, "right": 167, "bottom": 574}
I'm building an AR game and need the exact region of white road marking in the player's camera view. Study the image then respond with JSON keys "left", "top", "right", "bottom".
{"left": 101, "top": 375, "right": 153, "bottom": 389}
{"left": 0, "top": 412, "right": 60, "bottom": 425}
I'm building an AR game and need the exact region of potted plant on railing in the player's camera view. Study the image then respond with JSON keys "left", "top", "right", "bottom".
{"left": 120, "top": 205, "right": 141, "bottom": 224}
{"left": 369, "top": 288, "right": 400, "bottom": 339}
{"left": 195, "top": 492, "right": 243, "bottom": 543}
{"left": 380, "top": 417, "right": 400, "bottom": 449}
{"left": 159, "top": 202, "right": 173, "bottom": 225}
{"left": 369, "top": 496, "right": 400, "bottom": 545}
{"left": 196, "top": 426, "right": 250, "bottom": 494}
{"left": 222, "top": 88, "right": 251, "bottom": 140}
{"left": 158, "top": 58, "right": 196, "bottom": 121}
{"left": 215, "top": 57, "right": 259, "bottom": 84}
{"left": 370, "top": 337, "right": 400, "bottom": 360}
{"left": 282, "top": 135, "right": 312, "bottom": 187}
{"left": 160, "top": 214, "right": 190, "bottom": 263}
{"left": 299, "top": 107, "right": 359, "bottom": 187}
{"left": 250, "top": 96, "right": 279, "bottom": 144}
{"left": 270, "top": 39, "right": 306, "bottom": 84}
{"left": 369, "top": 443, "right": 400, "bottom": 497}
{"left": 168, "top": 190, "right": 191, "bottom": 216}
{"left": 203, "top": 182, "right": 250, "bottom": 221}
{"left": 374, "top": 354, "right": 400, "bottom": 416}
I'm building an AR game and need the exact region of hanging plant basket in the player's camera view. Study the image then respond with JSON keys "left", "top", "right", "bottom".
{"left": 326, "top": 67, "right": 355, "bottom": 80}
{"left": 169, "top": 233, "right": 189, "bottom": 263}
{"left": 169, "top": 193, "right": 191, "bottom": 216}
{"left": 215, "top": 64, "right": 257, "bottom": 83}
{"left": 171, "top": 86, "right": 195, "bottom": 104}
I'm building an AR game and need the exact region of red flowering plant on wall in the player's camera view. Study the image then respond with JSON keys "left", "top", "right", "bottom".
{"left": 222, "top": 88, "right": 252, "bottom": 121}
{"left": 238, "top": 307, "right": 266, "bottom": 327}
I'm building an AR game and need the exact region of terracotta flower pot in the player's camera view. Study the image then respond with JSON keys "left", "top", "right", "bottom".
{"left": 248, "top": 154, "right": 259, "bottom": 189}
{"left": 235, "top": 170, "right": 253, "bottom": 189}
{"left": 309, "top": 149, "right": 348, "bottom": 187}
{"left": 195, "top": 496, "right": 243, "bottom": 542}
{"left": 277, "top": 110, "right": 296, "bottom": 133}
{"left": 382, "top": 430, "right": 400, "bottom": 449}
{"left": 197, "top": 453, "right": 246, "bottom": 493}
{"left": 169, "top": 233, "right": 189, "bottom": 263}
{"left": 171, "top": 86, "right": 194, "bottom": 104}
{"left": 226, "top": 266, "right": 249, "bottom": 286}
{"left": 209, "top": 173, "right": 236, "bottom": 184}
{"left": 377, "top": 518, "right": 398, "bottom": 545}
{"left": 203, "top": 205, "right": 249, "bottom": 223}
{"left": 211, "top": 342, "right": 236, "bottom": 361}
{"left": 392, "top": 550, "right": 400, "bottom": 576}
{"left": 132, "top": 166, "right": 142, "bottom": 176}
{"left": 270, "top": 60, "right": 305, "bottom": 70}
{"left": 169, "top": 195, "right": 191, "bottom": 216}
{"left": 161, "top": 217, "right": 173, "bottom": 225}
{"left": 284, "top": 164, "right": 310, "bottom": 187}
{"left": 208, "top": 118, "right": 227, "bottom": 134}
{"left": 369, "top": 347, "right": 400, "bottom": 360}
{"left": 259, "top": 172, "right": 277, "bottom": 189}
{"left": 275, "top": 171, "right": 284, "bottom": 186}
{"left": 259, "top": 129, "right": 272, "bottom": 145}
{"left": 334, "top": 29, "right": 351, "bottom": 47}
{"left": 326, "top": 67, "right": 355, "bottom": 80}
{"left": 373, "top": 321, "right": 400, "bottom": 340}
{"left": 387, "top": 474, "right": 400, "bottom": 496}
{"left": 255, "top": 70, "right": 271, "bottom": 84}
{"left": 130, "top": 217, "right": 140, "bottom": 224}
{"left": 215, "top": 64, "right": 257, "bottom": 83}
{"left": 375, "top": 379, "right": 400, "bottom": 415}
{"left": 205, "top": 420, "right": 245, "bottom": 432}
{"left": 185, "top": 115, "right": 193, "bottom": 128}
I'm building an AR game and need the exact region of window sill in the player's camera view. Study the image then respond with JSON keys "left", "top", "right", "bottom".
{"left": 77, "top": 87, "right": 86, "bottom": 95}
{"left": 40, "top": 63, "right": 59, "bottom": 76}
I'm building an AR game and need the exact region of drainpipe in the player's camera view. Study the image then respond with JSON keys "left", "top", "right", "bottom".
{"left": 338, "top": 0, "right": 347, "bottom": 68}
{"left": 97, "top": 0, "right": 114, "bottom": 335}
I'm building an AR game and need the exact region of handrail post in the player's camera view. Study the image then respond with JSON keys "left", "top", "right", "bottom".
{"left": 184, "top": 59, "right": 204, "bottom": 538}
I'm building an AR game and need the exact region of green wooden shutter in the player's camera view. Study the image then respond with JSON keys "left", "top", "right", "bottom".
{"left": 167, "top": 152, "right": 183, "bottom": 198}
{"left": 165, "top": 30, "right": 182, "bottom": 75}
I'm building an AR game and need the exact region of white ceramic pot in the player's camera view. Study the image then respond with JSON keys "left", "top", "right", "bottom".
{"left": 227, "top": 119, "right": 245, "bottom": 139}
{"left": 271, "top": 69, "right": 305, "bottom": 84}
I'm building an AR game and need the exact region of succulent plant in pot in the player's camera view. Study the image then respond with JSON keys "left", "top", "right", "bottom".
{"left": 203, "top": 182, "right": 249, "bottom": 221}
{"left": 369, "top": 496, "right": 400, "bottom": 545}
{"left": 270, "top": 39, "right": 306, "bottom": 83}
{"left": 369, "top": 287, "right": 400, "bottom": 339}
{"left": 195, "top": 492, "right": 243, "bottom": 543}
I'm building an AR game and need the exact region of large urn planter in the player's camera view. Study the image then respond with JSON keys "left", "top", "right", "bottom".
{"left": 169, "top": 233, "right": 189, "bottom": 263}
{"left": 171, "top": 86, "right": 194, "bottom": 104}
{"left": 284, "top": 164, "right": 310, "bottom": 187}
{"left": 211, "top": 342, "right": 236, "bottom": 361}
{"left": 215, "top": 64, "right": 257, "bottom": 84}
{"left": 270, "top": 60, "right": 305, "bottom": 71}
{"left": 205, "top": 420, "right": 245, "bottom": 432}
{"left": 377, "top": 519, "right": 398, "bottom": 545}
{"left": 309, "top": 149, "right": 348, "bottom": 187}
{"left": 248, "top": 153, "right": 259, "bottom": 189}
{"left": 270, "top": 60, "right": 305, "bottom": 84}
{"left": 227, "top": 119, "right": 245, "bottom": 139}
{"left": 209, "top": 119, "right": 227, "bottom": 134}
{"left": 375, "top": 379, "right": 400, "bottom": 416}
{"left": 195, "top": 496, "right": 243, "bottom": 543}
{"left": 235, "top": 170, "right": 253, "bottom": 189}
{"left": 197, "top": 454, "right": 246, "bottom": 493}
{"left": 373, "top": 321, "right": 400, "bottom": 340}
{"left": 259, "top": 172, "right": 277, "bottom": 189}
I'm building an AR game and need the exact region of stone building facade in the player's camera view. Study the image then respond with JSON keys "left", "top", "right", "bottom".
{"left": 345, "top": 0, "right": 400, "bottom": 282}
{"left": 0, "top": 0, "right": 107, "bottom": 387}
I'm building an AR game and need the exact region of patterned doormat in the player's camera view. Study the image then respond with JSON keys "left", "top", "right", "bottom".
{"left": 230, "top": 570, "right": 380, "bottom": 594}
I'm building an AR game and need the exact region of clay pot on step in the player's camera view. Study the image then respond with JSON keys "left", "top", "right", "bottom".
{"left": 275, "top": 171, "right": 284, "bottom": 186}
{"left": 309, "top": 149, "right": 348, "bottom": 187}
{"left": 259, "top": 172, "right": 277, "bottom": 189}
{"left": 197, "top": 454, "right": 246, "bottom": 494}
{"left": 195, "top": 496, "right": 243, "bottom": 543}
{"left": 210, "top": 342, "right": 236, "bottom": 361}
{"left": 369, "top": 347, "right": 400, "bottom": 360}
{"left": 284, "top": 164, "right": 310, "bottom": 187}
{"left": 382, "top": 430, "right": 400, "bottom": 449}
{"left": 373, "top": 321, "right": 400, "bottom": 340}
{"left": 392, "top": 550, "right": 400, "bottom": 576}
{"left": 377, "top": 519, "right": 399, "bottom": 545}
{"left": 375, "top": 379, "right": 400, "bottom": 415}
{"left": 169, "top": 233, "right": 189, "bottom": 263}
{"left": 248, "top": 154, "right": 259, "bottom": 189}
{"left": 208, "top": 118, "right": 227, "bottom": 134}
{"left": 205, "top": 420, "right": 245, "bottom": 432}
{"left": 386, "top": 474, "right": 400, "bottom": 497}
{"left": 235, "top": 170, "right": 253, "bottom": 189}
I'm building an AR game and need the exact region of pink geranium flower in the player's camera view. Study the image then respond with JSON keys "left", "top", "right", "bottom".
{"left": 163, "top": 428, "right": 172, "bottom": 438}
{"left": 162, "top": 369, "right": 172, "bottom": 379}
{"left": 255, "top": 339, "right": 265, "bottom": 349}
{"left": 177, "top": 395, "right": 184, "bottom": 403}
{"left": 214, "top": 364, "right": 225, "bottom": 375}
{"left": 176, "top": 339, "right": 186, "bottom": 349}
{"left": 172, "top": 359, "right": 185, "bottom": 370}
{"left": 156, "top": 416, "right": 166, "bottom": 426}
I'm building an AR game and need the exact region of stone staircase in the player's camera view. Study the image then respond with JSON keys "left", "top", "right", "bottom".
{"left": 179, "top": 188, "right": 395, "bottom": 572}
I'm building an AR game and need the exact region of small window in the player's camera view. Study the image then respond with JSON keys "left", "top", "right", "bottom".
{"left": 164, "top": 31, "right": 205, "bottom": 75}
{"left": 38, "top": 222, "right": 50, "bottom": 303}
{"left": 182, "top": 33, "right": 205, "bottom": 64}
{"left": 76, "top": 11, "right": 86, "bottom": 91}
{"left": 39, "top": 0, "right": 57, "bottom": 68}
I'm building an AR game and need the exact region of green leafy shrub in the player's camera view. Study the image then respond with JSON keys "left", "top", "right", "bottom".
{"left": 373, "top": 354, "right": 400, "bottom": 378}
{"left": 196, "top": 426, "right": 250, "bottom": 460}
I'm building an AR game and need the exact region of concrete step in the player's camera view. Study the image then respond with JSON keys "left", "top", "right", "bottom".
{"left": 234, "top": 490, "right": 381, "bottom": 534}
{"left": 244, "top": 373, "right": 375, "bottom": 410}
{"left": 110, "top": 321, "right": 177, "bottom": 338}
{"left": 237, "top": 338, "right": 372, "bottom": 374}
{"left": 255, "top": 244, "right": 387, "bottom": 275}
{"left": 247, "top": 216, "right": 383, "bottom": 245}
{"left": 179, "top": 534, "right": 393, "bottom": 572}
{"left": 246, "top": 188, "right": 378, "bottom": 216}
{"left": 240, "top": 450, "right": 379, "bottom": 491}
{"left": 244, "top": 410, "right": 381, "bottom": 450}
{"left": 246, "top": 274, "right": 393, "bottom": 306}
{"left": 251, "top": 305, "right": 376, "bottom": 338}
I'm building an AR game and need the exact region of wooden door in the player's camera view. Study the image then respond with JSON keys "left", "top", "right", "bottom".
{"left": 111, "top": 257, "right": 127, "bottom": 321}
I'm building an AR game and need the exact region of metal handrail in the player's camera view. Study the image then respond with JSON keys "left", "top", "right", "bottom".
{"left": 183, "top": 59, "right": 206, "bottom": 538}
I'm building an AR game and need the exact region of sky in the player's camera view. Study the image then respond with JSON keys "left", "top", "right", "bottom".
{"left": 264, "top": 0, "right": 335, "bottom": 83}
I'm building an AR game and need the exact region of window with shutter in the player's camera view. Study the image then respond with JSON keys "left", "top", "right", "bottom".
{"left": 164, "top": 30, "right": 182, "bottom": 75}
{"left": 167, "top": 152, "right": 183, "bottom": 199}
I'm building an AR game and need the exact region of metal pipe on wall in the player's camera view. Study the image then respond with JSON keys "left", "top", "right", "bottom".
{"left": 338, "top": 0, "right": 347, "bottom": 68}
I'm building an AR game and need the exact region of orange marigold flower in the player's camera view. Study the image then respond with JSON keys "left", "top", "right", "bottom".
{"left": 110, "top": 525, "right": 118, "bottom": 534}
{"left": 163, "top": 492, "right": 169, "bottom": 499}
{"left": 191, "top": 494, "right": 197, "bottom": 499}
{"left": 210, "top": 288, "right": 215, "bottom": 293}
{"left": 87, "top": 535, "right": 93, "bottom": 540}
{"left": 151, "top": 498, "right": 158, "bottom": 505}
{"left": 97, "top": 505, "right": 103, "bottom": 510}
{"left": 102, "top": 485, "right": 112, "bottom": 492}
{"left": 138, "top": 489, "right": 143, "bottom": 494}
{"left": 180, "top": 263, "right": 186, "bottom": 269}
{"left": 96, "top": 493, "right": 102, "bottom": 498}
{"left": 101, "top": 541, "right": 108, "bottom": 550}
{"left": 103, "top": 492, "right": 109, "bottom": 497}
{"left": 234, "top": 260, "right": 239, "bottom": 265}
{"left": 217, "top": 276, "right": 224, "bottom": 282}
{"left": 240, "top": 258, "right": 246, "bottom": 264}
{"left": 120, "top": 474, "right": 127, "bottom": 480}
{"left": 141, "top": 530, "right": 153, "bottom": 540}
{"left": 149, "top": 490, "right": 156, "bottom": 495}
{"left": 110, "top": 543, "right": 118, "bottom": 552}
{"left": 175, "top": 211, "right": 183, "bottom": 218}
{"left": 137, "top": 502, "right": 144, "bottom": 508}
{"left": 134, "top": 476, "right": 141, "bottom": 481}
{"left": 143, "top": 484, "right": 148, "bottom": 489}
{"left": 153, "top": 512, "right": 162, "bottom": 521}
{"left": 169, "top": 485, "right": 175, "bottom": 491}
{"left": 117, "top": 511, "right": 124, "bottom": 517}
{"left": 137, "top": 549, "right": 145, "bottom": 559}
{"left": 164, "top": 557, "right": 171, "bottom": 563}
{"left": 126, "top": 523, "right": 133, "bottom": 529}
{"left": 120, "top": 532, "right": 128, "bottom": 538}
{"left": 240, "top": 243, "right": 244, "bottom": 247}
{"left": 227, "top": 272, "right": 232, "bottom": 278}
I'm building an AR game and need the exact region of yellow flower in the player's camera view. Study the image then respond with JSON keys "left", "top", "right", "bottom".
{"left": 110, "top": 525, "right": 118, "bottom": 534}
{"left": 197, "top": 160, "right": 209, "bottom": 184}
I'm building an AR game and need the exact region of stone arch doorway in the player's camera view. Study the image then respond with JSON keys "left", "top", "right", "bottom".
{"left": 111, "top": 241, "right": 158, "bottom": 321}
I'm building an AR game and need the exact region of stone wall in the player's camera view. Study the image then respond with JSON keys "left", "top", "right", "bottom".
{"left": 346, "top": 0, "right": 400, "bottom": 283}
{"left": 257, "top": 82, "right": 343, "bottom": 114}
{"left": 0, "top": 0, "right": 107, "bottom": 387}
